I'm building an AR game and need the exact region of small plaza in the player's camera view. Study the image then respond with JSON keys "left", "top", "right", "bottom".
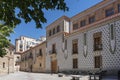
{"left": 0, "top": 72, "right": 118, "bottom": 80}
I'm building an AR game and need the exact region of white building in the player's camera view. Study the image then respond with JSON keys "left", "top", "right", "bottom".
{"left": 15, "top": 36, "right": 46, "bottom": 53}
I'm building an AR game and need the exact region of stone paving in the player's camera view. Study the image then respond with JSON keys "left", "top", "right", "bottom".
{"left": 0, "top": 72, "right": 118, "bottom": 80}
{"left": 0, "top": 72, "right": 73, "bottom": 80}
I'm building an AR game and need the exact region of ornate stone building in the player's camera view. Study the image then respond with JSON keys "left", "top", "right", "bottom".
{"left": 45, "top": 0, "right": 120, "bottom": 75}
{"left": 20, "top": 41, "right": 46, "bottom": 73}
{"left": 20, "top": 0, "right": 120, "bottom": 75}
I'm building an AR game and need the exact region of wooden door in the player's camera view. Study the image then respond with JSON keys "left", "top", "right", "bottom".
{"left": 51, "top": 60, "right": 57, "bottom": 73}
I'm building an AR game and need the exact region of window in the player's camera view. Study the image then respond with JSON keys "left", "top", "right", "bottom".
{"left": 73, "top": 23, "right": 78, "bottom": 30}
{"left": 26, "top": 45, "right": 29, "bottom": 49}
{"left": 40, "top": 63, "right": 42, "bottom": 67}
{"left": 89, "top": 16, "right": 95, "bottom": 24}
{"left": 49, "top": 30, "right": 51, "bottom": 36}
{"left": 52, "top": 44, "right": 56, "bottom": 53}
{"left": 20, "top": 44, "right": 22, "bottom": 48}
{"left": 39, "top": 49, "right": 42, "bottom": 56}
{"left": 17, "top": 56, "right": 20, "bottom": 59}
{"left": 53, "top": 28, "right": 55, "bottom": 35}
{"left": 72, "top": 39, "right": 78, "bottom": 54}
{"left": 80, "top": 20, "right": 86, "bottom": 27}
{"left": 73, "top": 58, "right": 78, "bottom": 69}
{"left": 93, "top": 32, "right": 102, "bottom": 51}
{"left": 94, "top": 56, "right": 102, "bottom": 68}
{"left": 19, "top": 44, "right": 23, "bottom": 51}
{"left": 105, "top": 8, "right": 114, "bottom": 17}
{"left": 29, "top": 52, "right": 33, "bottom": 59}
{"left": 118, "top": 4, "right": 120, "bottom": 13}
{"left": 3, "top": 62, "right": 5, "bottom": 68}
{"left": 56, "top": 25, "right": 60, "bottom": 32}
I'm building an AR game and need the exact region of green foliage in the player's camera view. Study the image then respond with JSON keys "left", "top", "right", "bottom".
{"left": 0, "top": 0, "right": 68, "bottom": 28}
{"left": 0, "top": 25, "right": 13, "bottom": 57}
{"left": 0, "top": 0, "right": 68, "bottom": 57}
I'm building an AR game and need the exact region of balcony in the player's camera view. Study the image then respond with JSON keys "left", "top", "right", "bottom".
{"left": 94, "top": 44, "right": 102, "bottom": 51}
{"left": 72, "top": 49, "right": 78, "bottom": 54}
{"left": 39, "top": 53, "right": 43, "bottom": 56}
{"left": 49, "top": 49, "right": 57, "bottom": 55}
{"left": 72, "top": 51, "right": 78, "bottom": 54}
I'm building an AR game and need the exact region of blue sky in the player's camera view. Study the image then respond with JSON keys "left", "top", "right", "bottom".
{"left": 10, "top": 0, "right": 102, "bottom": 45}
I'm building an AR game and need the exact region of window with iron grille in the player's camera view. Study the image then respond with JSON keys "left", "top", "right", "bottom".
{"left": 93, "top": 32, "right": 102, "bottom": 51}
{"left": 80, "top": 20, "right": 86, "bottom": 27}
{"left": 39, "top": 49, "right": 42, "bottom": 56}
{"left": 73, "top": 23, "right": 78, "bottom": 30}
{"left": 53, "top": 28, "right": 56, "bottom": 35}
{"left": 56, "top": 25, "right": 60, "bottom": 32}
{"left": 105, "top": 8, "right": 114, "bottom": 17}
{"left": 49, "top": 30, "right": 51, "bottom": 36}
{"left": 52, "top": 44, "right": 56, "bottom": 53}
{"left": 72, "top": 39, "right": 78, "bottom": 54}
{"left": 94, "top": 56, "right": 102, "bottom": 68}
{"left": 89, "top": 16, "right": 95, "bottom": 24}
{"left": 73, "top": 58, "right": 78, "bottom": 69}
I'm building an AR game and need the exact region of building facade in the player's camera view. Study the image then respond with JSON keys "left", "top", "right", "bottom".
{"left": 15, "top": 36, "right": 46, "bottom": 72}
{"left": 14, "top": 52, "right": 21, "bottom": 72}
{"left": 15, "top": 36, "right": 46, "bottom": 53}
{"left": 19, "top": 0, "right": 120, "bottom": 75}
{"left": 20, "top": 41, "right": 46, "bottom": 73}
{"left": 45, "top": 16, "right": 70, "bottom": 73}
{"left": 0, "top": 44, "right": 15, "bottom": 74}
{"left": 45, "top": 0, "right": 120, "bottom": 75}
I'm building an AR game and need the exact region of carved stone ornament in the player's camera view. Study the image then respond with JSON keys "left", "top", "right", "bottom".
{"left": 83, "top": 33, "right": 88, "bottom": 58}
{"left": 109, "top": 23, "right": 116, "bottom": 54}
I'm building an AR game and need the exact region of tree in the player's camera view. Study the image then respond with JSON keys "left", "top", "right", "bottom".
{"left": 0, "top": 0, "right": 68, "bottom": 28}
{"left": 0, "top": 25, "right": 13, "bottom": 57}
{"left": 0, "top": 0, "right": 68, "bottom": 57}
